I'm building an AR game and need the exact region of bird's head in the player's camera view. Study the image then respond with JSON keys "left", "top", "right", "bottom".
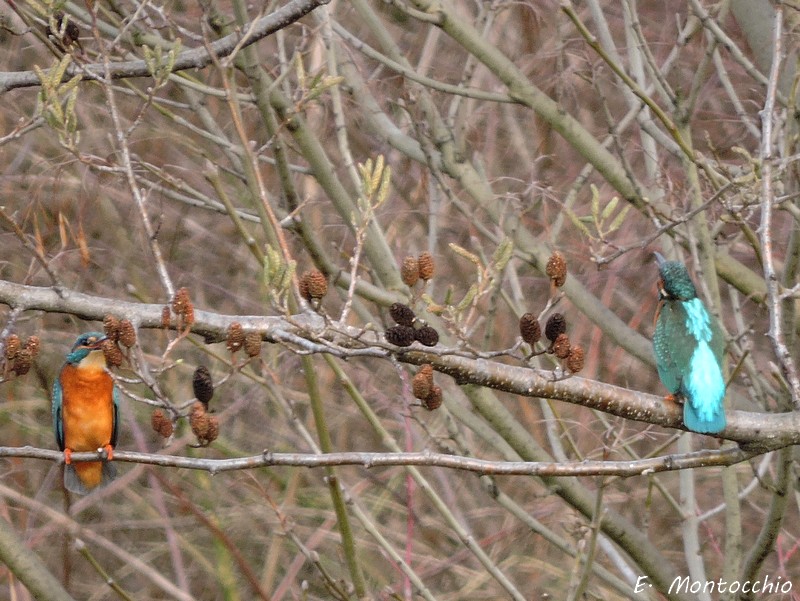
{"left": 654, "top": 253, "right": 697, "bottom": 301}
{"left": 66, "top": 332, "right": 107, "bottom": 366}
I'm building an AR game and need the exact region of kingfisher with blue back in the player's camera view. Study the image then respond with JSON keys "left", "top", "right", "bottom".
{"left": 52, "top": 332, "right": 120, "bottom": 494}
{"left": 652, "top": 253, "right": 727, "bottom": 434}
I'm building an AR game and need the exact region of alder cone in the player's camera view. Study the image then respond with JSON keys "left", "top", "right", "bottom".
{"left": 244, "top": 332, "right": 262, "bottom": 357}
{"left": 567, "top": 346, "right": 585, "bottom": 373}
{"left": 101, "top": 339, "right": 123, "bottom": 367}
{"left": 103, "top": 315, "right": 120, "bottom": 342}
{"left": 118, "top": 319, "right": 137, "bottom": 347}
{"left": 519, "top": 313, "right": 541, "bottom": 344}
{"left": 226, "top": 322, "right": 245, "bottom": 353}
{"left": 552, "top": 333, "right": 571, "bottom": 359}
{"left": 385, "top": 325, "right": 416, "bottom": 347}
{"left": 401, "top": 256, "right": 419, "bottom": 287}
{"left": 193, "top": 365, "right": 214, "bottom": 406}
{"left": 415, "top": 325, "right": 439, "bottom": 347}
{"left": 412, "top": 364, "right": 434, "bottom": 400}
{"left": 418, "top": 252, "right": 435, "bottom": 281}
{"left": 545, "top": 251, "right": 567, "bottom": 287}
{"left": 545, "top": 313, "right": 567, "bottom": 342}
{"left": 422, "top": 386, "right": 443, "bottom": 410}
{"left": 389, "top": 302, "right": 416, "bottom": 327}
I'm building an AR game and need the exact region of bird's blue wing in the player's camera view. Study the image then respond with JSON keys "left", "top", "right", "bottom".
{"left": 653, "top": 301, "right": 697, "bottom": 393}
{"left": 52, "top": 370, "right": 65, "bottom": 451}
{"left": 110, "top": 385, "right": 120, "bottom": 448}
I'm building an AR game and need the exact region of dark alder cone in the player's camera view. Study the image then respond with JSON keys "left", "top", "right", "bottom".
{"left": 5, "top": 334, "right": 20, "bottom": 360}
{"left": 103, "top": 315, "right": 121, "bottom": 342}
{"left": 12, "top": 348, "right": 33, "bottom": 376}
{"left": 189, "top": 401, "right": 211, "bottom": 441}
{"left": 545, "top": 251, "right": 568, "bottom": 288}
{"left": 23, "top": 336, "right": 40, "bottom": 359}
{"left": 301, "top": 269, "right": 328, "bottom": 300}
{"left": 192, "top": 365, "right": 214, "bottom": 407}
{"left": 544, "top": 313, "right": 567, "bottom": 342}
{"left": 118, "top": 319, "right": 137, "bottom": 347}
{"left": 151, "top": 409, "right": 174, "bottom": 438}
{"left": 226, "top": 322, "right": 245, "bottom": 353}
{"left": 519, "top": 313, "right": 541, "bottom": 345}
{"left": 244, "top": 332, "right": 262, "bottom": 358}
{"left": 418, "top": 252, "right": 435, "bottom": 281}
{"left": 385, "top": 325, "right": 416, "bottom": 347}
{"left": 412, "top": 364, "right": 434, "bottom": 400}
{"left": 47, "top": 12, "right": 81, "bottom": 48}
{"left": 161, "top": 306, "right": 171, "bottom": 329}
{"left": 423, "top": 386, "right": 443, "bottom": 410}
{"left": 552, "top": 333, "right": 571, "bottom": 359}
{"left": 415, "top": 325, "right": 440, "bottom": 347}
{"left": 101, "top": 339, "right": 123, "bottom": 367}
{"left": 389, "top": 302, "right": 416, "bottom": 327}
{"left": 401, "top": 256, "right": 419, "bottom": 287}
{"left": 566, "top": 346, "right": 585, "bottom": 373}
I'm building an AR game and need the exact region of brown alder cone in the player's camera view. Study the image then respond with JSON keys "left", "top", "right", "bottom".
{"left": 118, "top": 319, "right": 137, "bottom": 347}
{"left": 226, "top": 322, "right": 245, "bottom": 353}
{"left": 172, "top": 287, "right": 191, "bottom": 315}
{"left": 300, "top": 269, "right": 328, "bottom": 300}
{"left": 422, "top": 386, "right": 443, "bottom": 410}
{"left": 12, "top": 348, "right": 33, "bottom": 375}
{"left": 190, "top": 401, "right": 210, "bottom": 440}
{"left": 519, "top": 313, "right": 541, "bottom": 345}
{"left": 101, "top": 339, "right": 123, "bottom": 367}
{"left": 203, "top": 415, "right": 220, "bottom": 445}
{"left": 552, "top": 333, "right": 571, "bottom": 359}
{"left": 545, "top": 251, "right": 567, "bottom": 287}
{"left": 161, "top": 306, "right": 171, "bottom": 329}
{"left": 566, "top": 346, "right": 585, "bottom": 373}
{"left": 103, "top": 315, "right": 120, "bottom": 342}
{"left": 244, "top": 332, "right": 262, "bottom": 357}
{"left": 412, "top": 364, "right": 434, "bottom": 400}
{"left": 23, "top": 336, "right": 40, "bottom": 359}
{"left": 418, "top": 251, "right": 435, "bottom": 281}
{"left": 151, "top": 409, "right": 174, "bottom": 438}
{"left": 5, "top": 334, "right": 20, "bottom": 360}
{"left": 400, "top": 256, "right": 419, "bottom": 287}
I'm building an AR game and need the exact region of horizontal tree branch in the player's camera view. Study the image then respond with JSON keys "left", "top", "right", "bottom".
{"left": 0, "top": 0, "right": 329, "bottom": 93}
{"left": 3, "top": 278, "right": 799, "bottom": 448}
{"left": 0, "top": 446, "right": 763, "bottom": 477}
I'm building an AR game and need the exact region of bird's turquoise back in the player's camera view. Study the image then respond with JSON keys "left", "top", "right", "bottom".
{"left": 654, "top": 297, "right": 726, "bottom": 433}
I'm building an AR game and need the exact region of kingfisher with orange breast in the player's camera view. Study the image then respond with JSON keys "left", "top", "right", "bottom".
{"left": 52, "top": 332, "right": 120, "bottom": 494}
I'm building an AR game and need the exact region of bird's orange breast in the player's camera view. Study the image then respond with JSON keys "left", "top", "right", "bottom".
{"left": 59, "top": 364, "right": 115, "bottom": 452}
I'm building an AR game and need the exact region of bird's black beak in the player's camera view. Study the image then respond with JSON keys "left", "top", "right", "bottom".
{"left": 653, "top": 252, "right": 667, "bottom": 268}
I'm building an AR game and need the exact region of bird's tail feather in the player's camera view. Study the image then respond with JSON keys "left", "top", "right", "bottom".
{"left": 683, "top": 401, "right": 726, "bottom": 434}
{"left": 64, "top": 461, "right": 117, "bottom": 495}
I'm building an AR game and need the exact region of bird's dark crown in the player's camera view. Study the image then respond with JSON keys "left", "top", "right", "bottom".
{"left": 66, "top": 332, "right": 106, "bottom": 364}
{"left": 655, "top": 255, "right": 697, "bottom": 301}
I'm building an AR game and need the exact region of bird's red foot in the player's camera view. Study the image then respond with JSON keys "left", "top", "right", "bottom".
{"left": 663, "top": 393, "right": 683, "bottom": 406}
{"left": 63, "top": 448, "right": 73, "bottom": 465}
{"left": 101, "top": 444, "right": 114, "bottom": 461}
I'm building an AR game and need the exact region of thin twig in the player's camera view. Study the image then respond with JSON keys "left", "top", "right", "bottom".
{"left": 758, "top": 5, "right": 800, "bottom": 409}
